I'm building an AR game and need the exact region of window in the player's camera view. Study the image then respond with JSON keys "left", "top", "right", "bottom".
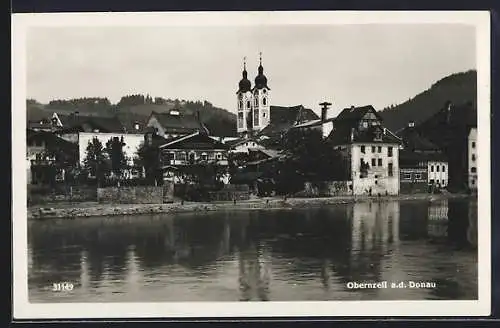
{"left": 430, "top": 179, "right": 435, "bottom": 185}
{"left": 361, "top": 145, "right": 365, "bottom": 154}
{"left": 471, "top": 167, "right": 477, "bottom": 173}
{"left": 442, "top": 165, "right": 446, "bottom": 172}
{"left": 414, "top": 173, "right": 422, "bottom": 180}
{"left": 247, "top": 101, "right": 251, "bottom": 108}
{"left": 472, "top": 141, "right": 476, "bottom": 148}
{"left": 239, "top": 101, "right": 243, "bottom": 109}
{"left": 189, "top": 152, "right": 196, "bottom": 162}
{"left": 442, "top": 180, "right": 445, "bottom": 185}
{"left": 216, "top": 153, "right": 222, "bottom": 160}
{"left": 472, "top": 179, "right": 475, "bottom": 185}
{"left": 378, "top": 158, "right": 382, "bottom": 166}
{"left": 436, "top": 166, "right": 440, "bottom": 172}
{"left": 388, "top": 163, "right": 393, "bottom": 177}
{"left": 431, "top": 165, "right": 434, "bottom": 172}
{"left": 378, "top": 146, "right": 382, "bottom": 153}
{"left": 403, "top": 173, "right": 411, "bottom": 180}
{"left": 472, "top": 154, "right": 476, "bottom": 161}
{"left": 371, "top": 146, "right": 376, "bottom": 153}
{"left": 263, "top": 98, "right": 267, "bottom": 105}
{"left": 254, "top": 98, "right": 258, "bottom": 106}
{"left": 263, "top": 89, "right": 266, "bottom": 94}
{"left": 201, "top": 153, "right": 208, "bottom": 161}
{"left": 263, "top": 112, "right": 266, "bottom": 118}
{"left": 167, "top": 152, "right": 175, "bottom": 161}
{"left": 388, "top": 147, "right": 393, "bottom": 157}
{"left": 371, "top": 158, "right": 376, "bottom": 167}
{"left": 177, "top": 152, "right": 187, "bottom": 161}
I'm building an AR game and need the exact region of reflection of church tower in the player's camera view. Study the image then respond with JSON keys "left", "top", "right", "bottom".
{"left": 251, "top": 52, "right": 271, "bottom": 132}
{"left": 236, "top": 57, "right": 253, "bottom": 136}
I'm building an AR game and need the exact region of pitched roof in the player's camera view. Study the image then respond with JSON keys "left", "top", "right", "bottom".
{"left": 327, "top": 121, "right": 401, "bottom": 145}
{"left": 159, "top": 131, "right": 229, "bottom": 150}
{"left": 27, "top": 129, "right": 78, "bottom": 151}
{"left": 150, "top": 110, "right": 208, "bottom": 134}
{"left": 398, "top": 126, "right": 442, "bottom": 152}
{"left": 399, "top": 149, "right": 448, "bottom": 164}
{"left": 57, "top": 114, "right": 125, "bottom": 133}
{"left": 257, "top": 105, "right": 320, "bottom": 138}
{"left": 335, "top": 105, "right": 383, "bottom": 122}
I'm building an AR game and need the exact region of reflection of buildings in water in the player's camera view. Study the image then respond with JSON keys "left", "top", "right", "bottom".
{"left": 351, "top": 201, "right": 400, "bottom": 255}
{"left": 427, "top": 200, "right": 449, "bottom": 238}
{"left": 467, "top": 200, "right": 478, "bottom": 247}
{"left": 320, "top": 258, "right": 331, "bottom": 290}
{"left": 125, "top": 245, "right": 141, "bottom": 293}
{"left": 80, "top": 250, "right": 90, "bottom": 290}
{"left": 237, "top": 242, "right": 271, "bottom": 301}
{"left": 348, "top": 201, "right": 400, "bottom": 283}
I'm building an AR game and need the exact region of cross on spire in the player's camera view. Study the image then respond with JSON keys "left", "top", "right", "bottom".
{"left": 259, "top": 52, "right": 262, "bottom": 65}
{"left": 243, "top": 56, "right": 246, "bottom": 70}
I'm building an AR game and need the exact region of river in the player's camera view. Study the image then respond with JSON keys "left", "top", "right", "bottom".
{"left": 28, "top": 198, "right": 478, "bottom": 302}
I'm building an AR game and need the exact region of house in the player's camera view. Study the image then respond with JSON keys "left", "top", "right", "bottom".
{"left": 26, "top": 129, "right": 78, "bottom": 184}
{"left": 52, "top": 114, "right": 146, "bottom": 173}
{"left": 288, "top": 102, "right": 336, "bottom": 138}
{"left": 415, "top": 101, "right": 477, "bottom": 191}
{"left": 327, "top": 105, "right": 402, "bottom": 196}
{"left": 226, "top": 138, "right": 265, "bottom": 154}
{"left": 468, "top": 127, "right": 477, "bottom": 190}
{"left": 397, "top": 121, "right": 449, "bottom": 192}
{"left": 158, "top": 131, "right": 230, "bottom": 183}
{"left": 146, "top": 110, "right": 209, "bottom": 139}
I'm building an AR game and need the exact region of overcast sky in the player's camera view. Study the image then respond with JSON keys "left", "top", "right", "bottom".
{"left": 27, "top": 24, "right": 476, "bottom": 117}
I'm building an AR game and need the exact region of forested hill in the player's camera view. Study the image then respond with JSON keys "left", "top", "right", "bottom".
{"left": 26, "top": 95, "right": 237, "bottom": 137}
{"left": 379, "top": 70, "right": 477, "bottom": 132}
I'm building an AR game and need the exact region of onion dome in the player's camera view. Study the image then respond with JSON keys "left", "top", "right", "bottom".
{"left": 237, "top": 58, "right": 252, "bottom": 93}
{"left": 254, "top": 53, "right": 269, "bottom": 90}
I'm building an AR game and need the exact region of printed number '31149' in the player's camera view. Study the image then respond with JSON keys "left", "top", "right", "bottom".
{"left": 52, "top": 282, "right": 74, "bottom": 291}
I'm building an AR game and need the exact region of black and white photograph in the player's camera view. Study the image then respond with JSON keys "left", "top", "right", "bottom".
{"left": 12, "top": 11, "right": 490, "bottom": 318}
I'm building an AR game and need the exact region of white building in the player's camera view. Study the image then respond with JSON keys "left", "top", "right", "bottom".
{"left": 78, "top": 132, "right": 144, "bottom": 167}
{"left": 328, "top": 106, "right": 401, "bottom": 196}
{"left": 428, "top": 161, "right": 449, "bottom": 188}
{"left": 468, "top": 127, "right": 477, "bottom": 190}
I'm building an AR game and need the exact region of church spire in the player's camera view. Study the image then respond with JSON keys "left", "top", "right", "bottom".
{"left": 254, "top": 51, "right": 269, "bottom": 90}
{"left": 237, "top": 56, "right": 251, "bottom": 93}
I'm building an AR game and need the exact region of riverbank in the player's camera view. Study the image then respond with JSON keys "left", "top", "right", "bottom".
{"left": 27, "top": 192, "right": 475, "bottom": 220}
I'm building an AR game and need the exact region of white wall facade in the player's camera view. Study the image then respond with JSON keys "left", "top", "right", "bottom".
{"left": 322, "top": 121, "right": 334, "bottom": 139}
{"left": 468, "top": 127, "right": 477, "bottom": 190}
{"left": 350, "top": 143, "right": 400, "bottom": 196}
{"left": 428, "top": 161, "right": 449, "bottom": 187}
{"left": 78, "top": 132, "right": 144, "bottom": 166}
{"left": 237, "top": 91, "right": 254, "bottom": 134}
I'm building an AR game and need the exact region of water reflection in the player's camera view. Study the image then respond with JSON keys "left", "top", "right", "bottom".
{"left": 28, "top": 198, "right": 478, "bottom": 302}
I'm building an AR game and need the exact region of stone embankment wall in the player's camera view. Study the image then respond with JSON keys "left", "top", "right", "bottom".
{"left": 97, "top": 186, "right": 170, "bottom": 204}
{"left": 296, "top": 181, "right": 352, "bottom": 197}
{"left": 28, "top": 186, "right": 97, "bottom": 205}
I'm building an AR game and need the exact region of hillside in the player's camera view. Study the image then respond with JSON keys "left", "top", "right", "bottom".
{"left": 379, "top": 70, "right": 477, "bottom": 132}
{"left": 26, "top": 95, "right": 237, "bottom": 137}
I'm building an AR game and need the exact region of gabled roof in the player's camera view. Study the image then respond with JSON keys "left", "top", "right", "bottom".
{"left": 257, "top": 105, "right": 320, "bottom": 138}
{"left": 225, "top": 137, "right": 262, "bottom": 148}
{"left": 335, "top": 105, "right": 384, "bottom": 122}
{"left": 27, "top": 129, "right": 78, "bottom": 151}
{"left": 398, "top": 126, "right": 442, "bottom": 152}
{"left": 159, "top": 131, "right": 229, "bottom": 150}
{"left": 399, "top": 149, "right": 448, "bottom": 164}
{"left": 149, "top": 110, "right": 208, "bottom": 134}
{"left": 327, "top": 122, "right": 401, "bottom": 145}
{"left": 56, "top": 114, "right": 125, "bottom": 133}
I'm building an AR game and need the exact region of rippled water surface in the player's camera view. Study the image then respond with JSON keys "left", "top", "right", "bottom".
{"left": 28, "top": 198, "right": 478, "bottom": 302}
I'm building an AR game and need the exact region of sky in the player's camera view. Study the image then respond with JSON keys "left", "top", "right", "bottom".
{"left": 27, "top": 24, "right": 476, "bottom": 117}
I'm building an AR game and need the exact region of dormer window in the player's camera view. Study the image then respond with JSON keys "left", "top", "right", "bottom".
{"left": 263, "top": 89, "right": 266, "bottom": 94}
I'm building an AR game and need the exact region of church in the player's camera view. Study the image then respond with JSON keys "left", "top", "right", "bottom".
{"left": 235, "top": 54, "right": 320, "bottom": 140}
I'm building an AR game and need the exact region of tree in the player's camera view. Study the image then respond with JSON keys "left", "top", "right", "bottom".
{"left": 135, "top": 141, "right": 161, "bottom": 185}
{"left": 105, "top": 136, "right": 128, "bottom": 182}
{"left": 83, "top": 137, "right": 110, "bottom": 186}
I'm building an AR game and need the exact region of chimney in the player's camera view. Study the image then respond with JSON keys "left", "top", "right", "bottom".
{"left": 408, "top": 121, "right": 415, "bottom": 128}
{"left": 350, "top": 105, "right": 355, "bottom": 112}
{"left": 134, "top": 121, "right": 140, "bottom": 131}
{"left": 319, "top": 101, "right": 332, "bottom": 122}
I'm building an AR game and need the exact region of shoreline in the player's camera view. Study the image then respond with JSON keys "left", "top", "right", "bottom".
{"left": 28, "top": 193, "right": 475, "bottom": 220}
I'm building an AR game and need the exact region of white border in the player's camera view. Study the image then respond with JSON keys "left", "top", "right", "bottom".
{"left": 12, "top": 11, "right": 491, "bottom": 319}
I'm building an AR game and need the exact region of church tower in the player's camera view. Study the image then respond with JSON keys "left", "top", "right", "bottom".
{"left": 251, "top": 52, "right": 271, "bottom": 132}
{"left": 236, "top": 57, "right": 253, "bottom": 136}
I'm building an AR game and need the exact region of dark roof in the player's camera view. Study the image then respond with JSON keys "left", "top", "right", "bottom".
{"left": 159, "top": 132, "right": 229, "bottom": 150}
{"left": 398, "top": 126, "right": 442, "bottom": 152}
{"left": 27, "top": 129, "right": 78, "bottom": 151}
{"left": 336, "top": 105, "right": 384, "bottom": 122}
{"left": 225, "top": 137, "right": 261, "bottom": 148}
{"left": 327, "top": 121, "right": 401, "bottom": 146}
{"left": 257, "top": 105, "right": 320, "bottom": 137}
{"left": 399, "top": 149, "right": 448, "bottom": 165}
{"left": 150, "top": 111, "right": 208, "bottom": 134}
{"left": 57, "top": 114, "right": 125, "bottom": 133}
